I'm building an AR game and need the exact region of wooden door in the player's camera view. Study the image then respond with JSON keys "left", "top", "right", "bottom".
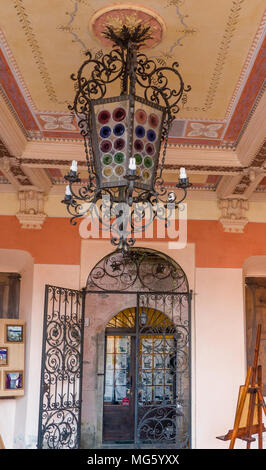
{"left": 103, "top": 335, "right": 135, "bottom": 442}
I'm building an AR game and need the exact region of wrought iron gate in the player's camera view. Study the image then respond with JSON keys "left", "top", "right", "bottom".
{"left": 37, "top": 248, "right": 191, "bottom": 449}
{"left": 37, "top": 285, "right": 85, "bottom": 449}
{"left": 135, "top": 291, "right": 191, "bottom": 447}
{"left": 87, "top": 248, "right": 191, "bottom": 448}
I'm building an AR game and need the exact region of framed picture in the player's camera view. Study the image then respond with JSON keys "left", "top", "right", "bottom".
{"left": 4, "top": 371, "right": 24, "bottom": 390}
{"left": 5, "top": 324, "right": 24, "bottom": 343}
{"left": 0, "top": 347, "right": 8, "bottom": 366}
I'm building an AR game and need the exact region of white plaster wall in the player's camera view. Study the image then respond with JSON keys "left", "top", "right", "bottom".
{"left": 0, "top": 400, "right": 15, "bottom": 448}
{"left": 194, "top": 268, "right": 246, "bottom": 449}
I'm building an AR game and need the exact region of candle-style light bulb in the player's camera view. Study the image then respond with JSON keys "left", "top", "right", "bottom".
{"left": 129, "top": 157, "right": 136, "bottom": 171}
{"left": 65, "top": 185, "right": 71, "bottom": 196}
{"left": 70, "top": 160, "right": 78, "bottom": 173}
{"left": 179, "top": 167, "right": 187, "bottom": 180}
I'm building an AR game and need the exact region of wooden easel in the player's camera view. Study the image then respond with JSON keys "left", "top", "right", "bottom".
{"left": 217, "top": 324, "right": 266, "bottom": 448}
{"left": 0, "top": 434, "right": 5, "bottom": 449}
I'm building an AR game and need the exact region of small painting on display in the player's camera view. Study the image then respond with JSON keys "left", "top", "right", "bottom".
{"left": 4, "top": 371, "right": 23, "bottom": 390}
{"left": 6, "top": 325, "right": 24, "bottom": 343}
{"left": 0, "top": 347, "right": 8, "bottom": 366}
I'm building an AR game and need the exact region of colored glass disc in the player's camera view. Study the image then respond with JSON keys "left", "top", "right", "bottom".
{"left": 100, "top": 140, "right": 112, "bottom": 153}
{"left": 114, "top": 138, "right": 125, "bottom": 150}
{"left": 113, "top": 107, "right": 126, "bottom": 122}
{"left": 136, "top": 109, "right": 147, "bottom": 124}
{"left": 115, "top": 165, "right": 125, "bottom": 176}
{"left": 143, "top": 169, "right": 151, "bottom": 180}
{"left": 98, "top": 110, "right": 111, "bottom": 124}
{"left": 147, "top": 129, "right": 156, "bottom": 142}
{"left": 135, "top": 125, "right": 145, "bottom": 139}
{"left": 148, "top": 113, "right": 159, "bottom": 128}
{"left": 113, "top": 123, "right": 125, "bottom": 136}
{"left": 144, "top": 156, "right": 153, "bottom": 168}
{"left": 102, "top": 154, "right": 112, "bottom": 165}
{"left": 145, "top": 143, "right": 155, "bottom": 155}
{"left": 114, "top": 152, "right": 125, "bottom": 164}
{"left": 134, "top": 153, "right": 142, "bottom": 165}
{"left": 100, "top": 126, "right": 111, "bottom": 138}
{"left": 103, "top": 167, "right": 113, "bottom": 177}
{"left": 134, "top": 139, "right": 144, "bottom": 152}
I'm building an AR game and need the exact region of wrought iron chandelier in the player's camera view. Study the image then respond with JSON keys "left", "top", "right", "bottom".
{"left": 62, "top": 23, "right": 191, "bottom": 251}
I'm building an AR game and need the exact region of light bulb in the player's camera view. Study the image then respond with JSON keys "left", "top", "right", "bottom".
{"left": 70, "top": 160, "right": 78, "bottom": 172}
{"left": 129, "top": 157, "right": 136, "bottom": 171}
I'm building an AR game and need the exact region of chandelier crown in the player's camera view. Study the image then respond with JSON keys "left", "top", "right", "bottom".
{"left": 102, "top": 24, "right": 153, "bottom": 49}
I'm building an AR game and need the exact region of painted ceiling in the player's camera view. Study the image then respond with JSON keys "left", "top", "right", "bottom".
{"left": 0, "top": 1, "right": 265, "bottom": 199}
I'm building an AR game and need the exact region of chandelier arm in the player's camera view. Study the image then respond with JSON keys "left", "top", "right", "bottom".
{"left": 156, "top": 187, "right": 189, "bottom": 207}
{"left": 130, "top": 202, "right": 157, "bottom": 234}
{"left": 64, "top": 200, "right": 90, "bottom": 225}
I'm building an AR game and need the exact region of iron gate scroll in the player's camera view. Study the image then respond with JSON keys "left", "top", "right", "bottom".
{"left": 136, "top": 292, "right": 191, "bottom": 447}
{"left": 37, "top": 286, "right": 85, "bottom": 449}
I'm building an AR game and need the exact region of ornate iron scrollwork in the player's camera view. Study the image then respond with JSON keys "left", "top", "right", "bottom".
{"left": 87, "top": 247, "right": 189, "bottom": 293}
{"left": 136, "top": 292, "right": 190, "bottom": 448}
{"left": 37, "top": 286, "right": 85, "bottom": 449}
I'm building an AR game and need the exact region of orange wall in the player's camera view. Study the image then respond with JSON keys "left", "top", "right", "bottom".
{"left": 188, "top": 220, "right": 266, "bottom": 268}
{"left": 0, "top": 216, "right": 81, "bottom": 265}
{"left": 0, "top": 215, "right": 265, "bottom": 267}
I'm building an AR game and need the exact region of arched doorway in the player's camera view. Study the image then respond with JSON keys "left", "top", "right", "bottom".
{"left": 103, "top": 306, "right": 189, "bottom": 447}
{"left": 85, "top": 248, "right": 191, "bottom": 448}
{"left": 37, "top": 247, "right": 191, "bottom": 449}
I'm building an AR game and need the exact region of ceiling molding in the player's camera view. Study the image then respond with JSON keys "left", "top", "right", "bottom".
{"left": 216, "top": 175, "right": 243, "bottom": 198}
{"left": 20, "top": 166, "right": 53, "bottom": 193}
{"left": 235, "top": 89, "right": 266, "bottom": 166}
{"left": 0, "top": 90, "right": 27, "bottom": 157}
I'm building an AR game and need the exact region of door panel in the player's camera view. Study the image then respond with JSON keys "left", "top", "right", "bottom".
{"left": 102, "top": 297, "right": 191, "bottom": 447}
